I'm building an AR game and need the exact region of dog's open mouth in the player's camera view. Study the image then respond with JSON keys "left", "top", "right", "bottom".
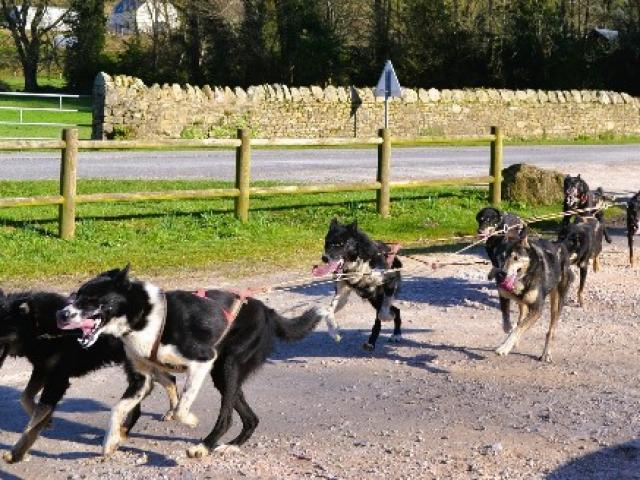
{"left": 57, "top": 312, "right": 104, "bottom": 348}
{"left": 312, "top": 259, "right": 344, "bottom": 277}
{"left": 498, "top": 274, "right": 517, "bottom": 292}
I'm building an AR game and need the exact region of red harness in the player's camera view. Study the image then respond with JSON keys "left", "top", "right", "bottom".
{"left": 148, "top": 289, "right": 250, "bottom": 370}
{"left": 194, "top": 288, "right": 250, "bottom": 323}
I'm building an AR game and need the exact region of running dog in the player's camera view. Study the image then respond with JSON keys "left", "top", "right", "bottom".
{"left": 56, "top": 266, "right": 327, "bottom": 459}
{"left": 558, "top": 217, "right": 603, "bottom": 307}
{"left": 628, "top": 191, "right": 640, "bottom": 266}
{"left": 0, "top": 290, "right": 178, "bottom": 464}
{"left": 476, "top": 206, "right": 523, "bottom": 278}
{"left": 562, "top": 174, "right": 611, "bottom": 243}
{"left": 493, "top": 229, "right": 574, "bottom": 362}
{"left": 313, "top": 218, "right": 401, "bottom": 351}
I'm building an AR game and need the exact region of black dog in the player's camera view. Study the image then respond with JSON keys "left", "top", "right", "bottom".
{"left": 558, "top": 217, "right": 603, "bottom": 307}
{"left": 476, "top": 207, "right": 523, "bottom": 276}
{"left": 494, "top": 229, "right": 574, "bottom": 362}
{"left": 628, "top": 191, "right": 640, "bottom": 266}
{"left": 562, "top": 174, "right": 611, "bottom": 243}
{"left": 0, "top": 290, "right": 178, "bottom": 464}
{"left": 57, "top": 266, "right": 327, "bottom": 459}
{"left": 313, "top": 218, "right": 402, "bottom": 351}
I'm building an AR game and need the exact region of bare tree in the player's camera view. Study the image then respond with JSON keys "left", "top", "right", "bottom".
{"left": 1, "top": 0, "right": 71, "bottom": 90}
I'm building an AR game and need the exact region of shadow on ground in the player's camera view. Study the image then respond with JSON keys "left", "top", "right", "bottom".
{"left": 547, "top": 438, "right": 640, "bottom": 480}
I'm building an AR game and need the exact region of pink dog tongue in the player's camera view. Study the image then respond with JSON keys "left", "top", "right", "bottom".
{"left": 312, "top": 260, "right": 341, "bottom": 277}
{"left": 499, "top": 275, "right": 516, "bottom": 292}
{"left": 57, "top": 317, "right": 96, "bottom": 335}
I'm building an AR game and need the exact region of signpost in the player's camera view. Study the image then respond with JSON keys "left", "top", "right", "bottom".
{"left": 374, "top": 60, "right": 402, "bottom": 128}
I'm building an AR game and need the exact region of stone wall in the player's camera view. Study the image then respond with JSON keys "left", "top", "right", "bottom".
{"left": 92, "top": 72, "right": 640, "bottom": 140}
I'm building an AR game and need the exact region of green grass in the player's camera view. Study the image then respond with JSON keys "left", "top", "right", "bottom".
{"left": 0, "top": 81, "right": 92, "bottom": 139}
{"left": 0, "top": 180, "right": 565, "bottom": 282}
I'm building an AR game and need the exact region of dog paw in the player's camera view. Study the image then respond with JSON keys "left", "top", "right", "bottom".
{"left": 3, "top": 451, "right": 17, "bottom": 464}
{"left": 494, "top": 345, "right": 510, "bottom": 356}
{"left": 388, "top": 334, "right": 402, "bottom": 343}
{"left": 102, "top": 437, "right": 120, "bottom": 457}
{"left": 214, "top": 444, "right": 241, "bottom": 455}
{"left": 187, "top": 443, "right": 210, "bottom": 459}
{"left": 161, "top": 410, "right": 175, "bottom": 422}
{"left": 539, "top": 353, "right": 553, "bottom": 363}
{"left": 176, "top": 412, "right": 199, "bottom": 428}
{"left": 362, "top": 342, "right": 375, "bottom": 351}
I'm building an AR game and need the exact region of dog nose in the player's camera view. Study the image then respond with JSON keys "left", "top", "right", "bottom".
{"left": 321, "top": 255, "right": 329, "bottom": 263}
{"left": 495, "top": 271, "right": 507, "bottom": 283}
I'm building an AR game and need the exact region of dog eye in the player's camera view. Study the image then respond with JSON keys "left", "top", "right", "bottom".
{"left": 513, "top": 255, "right": 518, "bottom": 261}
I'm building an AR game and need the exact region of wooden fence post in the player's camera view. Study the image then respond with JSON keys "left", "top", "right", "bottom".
{"left": 59, "top": 128, "right": 78, "bottom": 239}
{"left": 489, "top": 126, "right": 503, "bottom": 206}
{"left": 235, "top": 128, "right": 251, "bottom": 222}
{"left": 377, "top": 128, "right": 391, "bottom": 217}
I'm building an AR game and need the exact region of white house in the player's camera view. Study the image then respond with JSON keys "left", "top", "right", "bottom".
{"left": 8, "top": 6, "right": 72, "bottom": 31}
{"left": 108, "top": 0, "right": 180, "bottom": 35}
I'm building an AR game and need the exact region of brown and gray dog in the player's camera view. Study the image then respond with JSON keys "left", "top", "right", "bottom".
{"left": 493, "top": 229, "right": 574, "bottom": 362}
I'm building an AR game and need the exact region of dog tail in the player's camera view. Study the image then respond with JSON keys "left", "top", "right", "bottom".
{"left": 271, "top": 306, "right": 327, "bottom": 341}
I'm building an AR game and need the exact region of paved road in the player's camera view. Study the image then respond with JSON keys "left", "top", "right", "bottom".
{"left": 1, "top": 144, "right": 639, "bottom": 195}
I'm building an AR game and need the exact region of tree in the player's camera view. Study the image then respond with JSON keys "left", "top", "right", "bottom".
{"left": 64, "top": 0, "right": 105, "bottom": 92}
{"left": 0, "top": 0, "right": 71, "bottom": 90}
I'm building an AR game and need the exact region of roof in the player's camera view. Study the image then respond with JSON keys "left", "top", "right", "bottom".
{"left": 592, "top": 28, "right": 619, "bottom": 41}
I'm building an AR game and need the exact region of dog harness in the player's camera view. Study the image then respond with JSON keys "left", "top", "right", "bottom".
{"left": 147, "top": 289, "right": 249, "bottom": 371}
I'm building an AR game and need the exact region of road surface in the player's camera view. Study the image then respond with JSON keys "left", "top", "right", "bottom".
{"left": 1, "top": 144, "right": 639, "bottom": 196}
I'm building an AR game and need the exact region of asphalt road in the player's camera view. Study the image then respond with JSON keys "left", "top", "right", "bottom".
{"left": 1, "top": 144, "right": 639, "bottom": 195}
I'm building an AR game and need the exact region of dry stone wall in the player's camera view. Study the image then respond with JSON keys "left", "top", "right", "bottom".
{"left": 92, "top": 72, "right": 640, "bottom": 140}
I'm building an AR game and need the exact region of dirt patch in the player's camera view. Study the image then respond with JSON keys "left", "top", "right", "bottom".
{"left": 1, "top": 224, "right": 638, "bottom": 480}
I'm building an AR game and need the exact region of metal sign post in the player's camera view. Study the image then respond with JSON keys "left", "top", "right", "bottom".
{"left": 374, "top": 60, "right": 402, "bottom": 128}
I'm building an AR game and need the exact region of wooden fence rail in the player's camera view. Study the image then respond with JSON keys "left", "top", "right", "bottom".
{"left": 0, "top": 127, "right": 503, "bottom": 239}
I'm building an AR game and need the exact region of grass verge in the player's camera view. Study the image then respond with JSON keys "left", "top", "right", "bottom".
{"left": 0, "top": 180, "right": 567, "bottom": 282}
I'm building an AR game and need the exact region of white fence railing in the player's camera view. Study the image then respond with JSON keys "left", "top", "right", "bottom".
{"left": 0, "top": 91, "right": 91, "bottom": 136}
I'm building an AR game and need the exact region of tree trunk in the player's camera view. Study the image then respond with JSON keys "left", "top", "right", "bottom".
{"left": 23, "top": 58, "right": 39, "bottom": 91}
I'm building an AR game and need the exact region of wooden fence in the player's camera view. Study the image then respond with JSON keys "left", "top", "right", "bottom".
{"left": 0, "top": 127, "right": 503, "bottom": 239}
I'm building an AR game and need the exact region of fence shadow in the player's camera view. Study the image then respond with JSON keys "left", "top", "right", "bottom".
{"left": 547, "top": 438, "right": 640, "bottom": 479}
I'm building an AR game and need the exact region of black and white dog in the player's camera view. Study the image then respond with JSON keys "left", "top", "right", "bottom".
{"left": 562, "top": 175, "right": 611, "bottom": 243}
{"left": 627, "top": 191, "right": 640, "bottom": 266}
{"left": 56, "top": 266, "right": 327, "bottom": 459}
{"left": 313, "top": 218, "right": 401, "bottom": 351}
{"left": 0, "top": 290, "right": 177, "bottom": 464}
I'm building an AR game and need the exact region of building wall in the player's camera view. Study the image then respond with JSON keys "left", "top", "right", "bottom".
{"left": 92, "top": 73, "right": 640, "bottom": 140}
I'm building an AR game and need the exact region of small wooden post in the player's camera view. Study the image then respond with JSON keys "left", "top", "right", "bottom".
{"left": 235, "top": 128, "right": 251, "bottom": 222}
{"left": 489, "top": 126, "right": 503, "bottom": 206}
{"left": 377, "top": 128, "right": 391, "bottom": 217}
{"left": 59, "top": 128, "right": 78, "bottom": 239}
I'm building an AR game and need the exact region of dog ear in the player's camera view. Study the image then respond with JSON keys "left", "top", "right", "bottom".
{"left": 114, "top": 264, "right": 131, "bottom": 289}
{"left": 18, "top": 302, "right": 30, "bottom": 315}
{"left": 518, "top": 227, "right": 530, "bottom": 248}
{"left": 348, "top": 220, "right": 358, "bottom": 231}
{"left": 330, "top": 217, "right": 339, "bottom": 228}
{"left": 0, "top": 288, "right": 5, "bottom": 301}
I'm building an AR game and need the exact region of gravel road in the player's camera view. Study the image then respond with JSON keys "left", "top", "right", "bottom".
{"left": 1, "top": 222, "right": 638, "bottom": 480}
{"left": 0, "top": 144, "right": 639, "bottom": 196}
{"left": 0, "top": 146, "right": 638, "bottom": 479}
